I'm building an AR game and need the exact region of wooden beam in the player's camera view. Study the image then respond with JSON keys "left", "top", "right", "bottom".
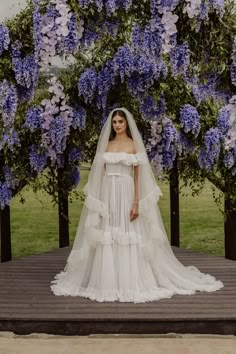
{"left": 58, "top": 168, "right": 69, "bottom": 248}
{"left": 0, "top": 206, "right": 12, "bottom": 262}
{"left": 169, "top": 159, "right": 180, "bottom": 247}
{"left": 224, "top": 196, "right": 236, "bottom": 261}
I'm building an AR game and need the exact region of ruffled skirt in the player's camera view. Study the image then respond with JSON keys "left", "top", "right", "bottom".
{"left": 51, "top": 173, "right": 224, "bottom": 303}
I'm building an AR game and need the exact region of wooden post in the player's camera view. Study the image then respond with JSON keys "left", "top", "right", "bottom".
{"left": 224, "top": 196, "right": 236, "bottom": 261}
{"left": 169, "top": 159, "right": 180, "bottom": 247}
{"left": 0, "top": 206, "right": 12, "bottom": 262}
{"left": 58, "top": 168, "right": 69, "bottom": 248}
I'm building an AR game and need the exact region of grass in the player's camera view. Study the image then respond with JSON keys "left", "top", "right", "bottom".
{"left": 10, "top": 170, "right": 224, "bottom": 259}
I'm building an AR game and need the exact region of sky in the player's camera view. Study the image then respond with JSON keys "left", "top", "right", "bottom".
{"left": 0, "top": 0, "right": 27, "bottom": 22}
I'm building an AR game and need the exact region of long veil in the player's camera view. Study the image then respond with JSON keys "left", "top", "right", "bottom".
{"left": 52, "top": 107, "right": 223, "bottom": 297}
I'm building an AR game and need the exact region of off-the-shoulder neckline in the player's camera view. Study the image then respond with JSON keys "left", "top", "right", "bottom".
{"left": 104, "top": 151, "right": 137, "bottom": 155}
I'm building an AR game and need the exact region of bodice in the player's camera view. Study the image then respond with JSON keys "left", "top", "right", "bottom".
{"left": 103, "top": 152, "right": 140, "bottom": 177}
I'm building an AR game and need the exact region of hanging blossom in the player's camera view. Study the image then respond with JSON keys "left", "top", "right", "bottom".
{"left": 96, "top": 61, "right": 115, "bottom": 109}
{"left": 179, "top": 104, "right": 200, "bottom": 136}
{"left": 29, "top": 145, "right": 48, "bottom": 173}
{"left": 0, "top": 181, "right": 12, "bottom": 210}
{"left": 146, "top": 120, "right": 163, "bottom": 174}
{"left": 0, "top": 80, "right": 18, "bottom": 129}
{"left": 198, "top": 127, "right": 221, "bottom": 170}
{"left": 0, "top": 24, "right": 10, "bottom": 56}
{"left": 63, "top": 13, "right": 84, "bottom": 54}
{"left": 231, "top": 37, "right": 236, "bottom": 87}
{"left": 71, "top": 106, "right": 87, "bottom": 129}
{"left": 140, "top": 94, "right": 166, "bottom": 121}
{"left": 3, "top": 166, "right": 19, "bottom": 189}
{"left": 146, "top": 116, "right": 179, "bottom": 173}
{"left": 160, "top": 11, "right": 179, "bottom": 53}
{"left": 219, "top": 96, "right": 236, "bottom": 151}
{"left": 183, "top": 0, "right": 202, "bottom": 19}
{"left": 113, "top": 45, "right": 167, "bottom": 98}
{"left": 190, "top": 73, "right": 219, "bottom": 103}
{"left": 78, "top": 68, "right": 98, "bottom": 103}
{"left": 169, "top": 42, "right": 190, "bottom": 77}
{"left": 24, "top": 106, "right": 43, "bottom": 132}
{"left": 40, "top": 76, "right": 73, "bottom": 163}
{"left": 131, "top": 19, "right": 163, "bottom": 60}
{"left": 33, "top": 0, "right": 84, "bottom": 71}
{"left": 178, "top": 132, "right": 195, "bottom": 155}
{"left": 11, "top": 42, "right": 39, "bottom": 101}
{"left": 77, "top": 0, "right": 133, "bottom": 15}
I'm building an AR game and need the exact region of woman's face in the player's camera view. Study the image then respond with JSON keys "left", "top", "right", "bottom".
{"left": 112, "top": 114, "right": 127, "bottom": 135}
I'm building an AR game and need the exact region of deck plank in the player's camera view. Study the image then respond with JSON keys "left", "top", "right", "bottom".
{"left": 0, "top": 246, "right": 236, "bottom": 335}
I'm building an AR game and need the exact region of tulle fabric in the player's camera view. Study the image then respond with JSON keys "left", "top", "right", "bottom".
{"left": 51, "top": 152, "right": 224, "bottom": 303}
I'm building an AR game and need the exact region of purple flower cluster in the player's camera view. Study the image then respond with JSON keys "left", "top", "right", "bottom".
{"left": 63, "top": 13, "right": 81, "bottom": 53}
{"left": 113, "top": 46, "right": 166, "bottom": 97}
{"left": 150, "top": 0, "right": 180, "bottom": 15}
{"left": 44, "top": 116, "right": 67, "bottom": 160}
{"left": 160, "top": 118, "right": 178, "bottom": 169}
{"left": 69, "top": 148, "right": 81, "bottom": 162}
{"left": 170, "top": 42, "right": 190, "bottom": 77}
{"left": 198, "top": 127, "right": 221, "bottom": 170}
{"left": 78, "top": 68, "right": 97, "bottom": 103}
{"left": 223, "top": 149, "right": 235, "bottom": 169}
{"left": 217, "top": 106, "right": 230, "bottom": 135}
{"left": 29, "top": 145, "right": 48, "bottom": 173}
{"left": 11, "top": 42, "right": 39, "bottom": 100}
{"left": 140, "top": 94, "right": 166, "bottom": 121}
{"left": 97, "top": 62, "right": 114, "bottom": 109}
{"left": 38, "top": 76, "right": 74, "bottom": 166}
{"left": 24, "top": 106, "right": 43, "bottom": 132}
{"left": 78, "top": 43, "right": 167, "bottom": 106}
{"left": 131, "top": 21, "right": 163, "bottom": 60}
{"left": 195, "top": 2, "right": 209, "bottom": 32}
{"left": 0, "top": 24, "right": 10, "bottom": 56}
{"left": 147, "top": 117, "right": 178, "bottom": 171}
{"left": 113, "top": 45, "right": 134, "bottom": 82}
{"left": 178, "top": 132, "right": 194, "bottom": 155}
{"left": 231, "top": 37, "right": 236, "bottom": 87}
{"left": 3, "top": 129, "right": 20, "bottom": 151}
{"left": 179, "top": 104, "right": 200, "bottom": 136}
{"left": 69, "top": 166, "right": 80, "bottom": 187}
{"left": 0, "top": 80, "right": 18, "bottom": 129}
{"left": 72, "top": 106, "right": 86, "bottom": 129}
{"left": 3, "top": 166, "right": 18, "bottom": 189}
{"left": 0, "top": 181, "right": 12, "bottom": 210}
{"left": 78, "top": 0, "right": 132, "bottom": 14}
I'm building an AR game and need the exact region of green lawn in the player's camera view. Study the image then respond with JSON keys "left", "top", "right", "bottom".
{"left": 11, "top": 170, "right": 224, "bottom": 259}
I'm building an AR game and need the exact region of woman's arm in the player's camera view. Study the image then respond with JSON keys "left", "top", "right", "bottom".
{"left": 130, "top": 165, "right": 139, "bottom": 221}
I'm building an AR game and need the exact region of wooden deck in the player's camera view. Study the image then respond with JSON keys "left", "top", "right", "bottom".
{"left": 0, "top": 246, "right": 235, "bottom": 336}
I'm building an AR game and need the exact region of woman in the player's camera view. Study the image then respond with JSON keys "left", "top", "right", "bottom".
{"left": 51, "top": 107, "right": 224, "bottom": 303}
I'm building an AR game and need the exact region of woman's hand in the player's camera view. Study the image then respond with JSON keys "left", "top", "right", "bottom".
{"left": 130, "top": 202, "right": 139, "bottom": 222}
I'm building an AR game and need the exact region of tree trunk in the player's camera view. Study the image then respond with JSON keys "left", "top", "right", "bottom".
{"left": 58, "top": 168, "right": 69, "bottom": 248}
{"left": 224, "top": 196, "right": 236, "bottom": 260}
{"left": 169, "top": 159, "right": 180, "bottom": 247}
{"left": 0, "top": 206, "right": 12, "bottom": 262}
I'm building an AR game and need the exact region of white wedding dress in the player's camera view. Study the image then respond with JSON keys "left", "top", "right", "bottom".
{"left": 51, "top": 151, "right": 224, "bottom": 303}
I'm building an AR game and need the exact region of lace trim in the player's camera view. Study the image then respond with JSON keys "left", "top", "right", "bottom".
{"left": 139, "top": 186, "right": 163, "bottom": 215}
{"left": 84, "top": 194, "right": 108, "bottom": 217}
{"left": 103, "top": 152, "right": 148, "bottom": 166}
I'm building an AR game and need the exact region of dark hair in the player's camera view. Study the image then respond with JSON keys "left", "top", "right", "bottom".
{"left": 109, "top": 110, "right": 132, "bottom": 140}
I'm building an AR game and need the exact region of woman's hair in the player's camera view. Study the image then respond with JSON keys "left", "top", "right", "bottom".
{"left": 109, "top": 109, "right": 133, "bottom": 140}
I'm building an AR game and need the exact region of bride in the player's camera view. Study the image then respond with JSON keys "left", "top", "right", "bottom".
{"left": 51, "top": 107, "right": 224, "bottom": 303}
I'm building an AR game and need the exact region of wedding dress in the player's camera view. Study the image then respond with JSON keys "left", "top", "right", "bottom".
{"left": 51, "top": 108, "right": 224, "bottom": 303}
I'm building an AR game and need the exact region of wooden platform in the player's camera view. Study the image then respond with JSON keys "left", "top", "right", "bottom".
{"left": 0, "top": 246, "right": 235, "bottom": 336}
